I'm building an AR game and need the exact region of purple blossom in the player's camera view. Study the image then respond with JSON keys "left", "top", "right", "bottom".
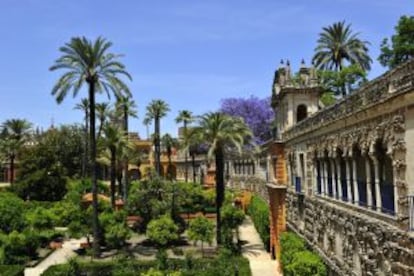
{"left": 220, "top": 95, "right": 275, "bottom": 144}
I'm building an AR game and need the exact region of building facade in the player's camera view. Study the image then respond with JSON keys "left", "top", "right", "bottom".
{"left": 228, "top": 60, "right": 414, "bottom": 275}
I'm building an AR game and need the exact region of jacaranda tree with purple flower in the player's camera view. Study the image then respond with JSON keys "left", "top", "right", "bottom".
{"left": 220, "top": 96, "right": 274, "bottom": 145}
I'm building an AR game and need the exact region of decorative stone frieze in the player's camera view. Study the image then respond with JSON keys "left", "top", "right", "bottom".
{"left": 286, "top": 191, "right": 414, "bottom": 276}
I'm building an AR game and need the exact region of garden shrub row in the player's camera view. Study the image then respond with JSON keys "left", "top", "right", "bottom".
{"left": 247, "top": 195, "right": 270, "bottom": 251}
{"left": 280, "top": 232, "right": 327, "bottom": 276}
{"left": 42, "top": 255, "right": 251, "bottom": 276}
{"left": 0, "top": 265, "right": 24, "bottom": 276}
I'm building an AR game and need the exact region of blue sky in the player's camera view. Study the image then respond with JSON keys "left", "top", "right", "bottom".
{"left": 0, "top": 0, "right": 412, "bottom": 138}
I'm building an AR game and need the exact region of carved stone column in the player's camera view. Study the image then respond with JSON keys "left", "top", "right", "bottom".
{"left": 345, "top": 156, "right": 352, "bottom": 203}
{"left": 364, "top": 154, "right": 373, "bottom": 209}
{"left": 330, "top": 158, "right": 337, "bottom": 199}
{"left": 320, "top": 158, "right": 326, "bottom": 196}
{"left": 336, "top": 157, "right": 342, "bottom": 200}
{"left": 371, "top": 155, "right": 382, "bottom": 212}
{"left": 352, "top": 157, "right": 359, "bottom": 205}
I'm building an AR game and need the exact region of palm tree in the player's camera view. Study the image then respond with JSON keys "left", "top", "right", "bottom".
{"left": 74, "top": 98, "right": 89, "bottom": 178}
{"left": 312, "top": 21, "right": 372, "bottom": 72}
{"left": 144, "top": 99, "right": 170, "bottom": 176}
{"left": 100, "top": 123, "right": 128, "bottom": 208}
{"left": 161, "top": 133, "right": 177, "bottom": 180}
{"left": 193, "top": 112, "right": 252, "bottom": 244}
{"left": 0, "top": 119, "right": 32, "bottom": 184}
{"left": 96, "top": 102, "right": 111, "bottom": 139}
{"left": 115, "top": 96, "right": 137, "bottom": 201}
{"left": 50, "top": 36, "right": 132, "bottom": 256}
{"left": 143, "top": 117, "right": 152, "bottom": 140}
{"left": 175, "top": 110, "right": 194, "bottom": 182}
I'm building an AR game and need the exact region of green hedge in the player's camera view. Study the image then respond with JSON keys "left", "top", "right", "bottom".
{"left": 247, "top": 195, "right": 270, "bottom": 251}
{"left": 42, "top": 256, "right": 251, "bottom": 276}
{"left": 0, "top": 265, "right": 24, "bottom": 276}
{"left": 280, "top": 232, "right": 326, "bottom": 276}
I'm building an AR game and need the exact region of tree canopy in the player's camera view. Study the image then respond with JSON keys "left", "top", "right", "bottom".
{"left": 379, "top": 15, "right": 414, "bottom": 68}
{"left": 220, "top": 96, "right": 274, "bottom": 144}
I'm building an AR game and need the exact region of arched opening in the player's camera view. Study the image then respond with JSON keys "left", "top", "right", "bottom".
{"left": 337, "top": 148, "right": 348, "bottom": 201}
{"left": 354, "top": 145, "right": 367, "bottom": 207}
{"left": 129, "top": 168, "right": 141, "bottom": 180}
{"left": 296, "top": 104, "right": 308, "bottom": 122}
{"left": 376, "top": 141, "right": 394, "bottom": 215}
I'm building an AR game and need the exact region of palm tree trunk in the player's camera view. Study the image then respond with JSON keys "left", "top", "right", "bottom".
{"left": 84, "top": 112, "right": 89, "bottom": 178}
{"left": 89, "top": 81, "right": 101, "bottom": 257}
{"left": 184, "top": 122, "right": 188, "bottom": 182}
{"left": 155, "top": 117, "right": 161, "bottom": 176}
{"left": 215, "top": 145, "right": 224, "bottom": 245}
{"left": 122, "top": 106, "right": 128, "bottom": 202}
{"left": 9, "top": 155, "right": 15, "bottom": 184}
{"left": 110, "top": 147, "right": 116, "bottom": 209}
{"left": 192, "top": 153, "right": 196, "bottom": 183}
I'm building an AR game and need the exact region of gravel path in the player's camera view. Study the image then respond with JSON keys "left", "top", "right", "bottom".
{"left": 239, "top": 217, "right": 282, "bottom": 276}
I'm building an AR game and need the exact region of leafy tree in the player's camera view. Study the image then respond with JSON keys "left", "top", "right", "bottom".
{"left": 220, "top": 96, "right": 274, "bottom": 144}
{"left": 0, "top": 192, "right": 26, "bottom": 233}
{"left": 0, "top": 119, "right": 32, "bottom": 184}
{"left": 99, "top": 209, "right": 131, "bottom": 249}
{"left": 0, "top": 231, "right": 39, "bottom": 265}
{"left": 312, "top": 21, "right": 372, "bottom": 72}
{"left": 144, "top": 99, "right": 170, "bottom": 176}
{"left": 25, "top": 206, "right": 57, "bottom": 230}
{"left": 146, "top": 215, "right": 179, "bottom": 248}
{"left": 187, "top": 215, "right": 214, "bottom": 256}
{"left": 221, "top": 204, "right": 245, "bottom": 250}
{"left": 175, "top": 110, "right": 194, "bottom": 182}
{"left": 193, "top": 112, "right": 252, "bottom": 244}
{"left": 319, "top": 64, "right": 367, "bottom": 98}
{"left": 379, "top": 15, "right": 414, "bottom": 68}
{"left": 50, "top": 36, "right": 132, "bottom": 256}
{"left": 127, "top": 179, "right": 170, "bottom": 230}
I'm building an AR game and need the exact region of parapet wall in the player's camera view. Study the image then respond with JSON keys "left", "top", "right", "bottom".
{"left": 286, "top": 190, "right": 414, "bottom": 276}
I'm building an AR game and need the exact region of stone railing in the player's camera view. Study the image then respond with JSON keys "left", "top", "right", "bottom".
{"left": 227, "top": 175, "right": 269, "bottom": 203}
{"left": 283, "top": 60, "right": 414, "bottom": 141}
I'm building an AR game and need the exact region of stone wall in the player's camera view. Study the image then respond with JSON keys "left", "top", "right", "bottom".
{"left": 227, "top": 175, "right": 269, "bottom": 203}
{"left": 286, "top": 190, "right": 414, "bottom": 276}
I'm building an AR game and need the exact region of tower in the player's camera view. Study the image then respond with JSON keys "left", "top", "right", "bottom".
{"left": 271, "top": 59, "right": 322, "bottom": 138}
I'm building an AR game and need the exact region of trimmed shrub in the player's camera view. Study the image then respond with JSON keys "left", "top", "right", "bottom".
{"left": 247, "top": 195, "right": 270, "bottom": 251}
{"left": 0, "top": 265, "right": 24, "bottom": 276}
{"left": 280, "top": 232, "right": 326, "bottom": 276}
{"left": 285, "top": 251, "right": 327, "bottom": 276}
{"left": 42, "top": 255, "right": 252, "bottom": 276}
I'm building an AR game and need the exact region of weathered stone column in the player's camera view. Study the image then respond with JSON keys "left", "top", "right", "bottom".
{"left": 345, "top": 156, "right": 352, "bottom": 203}
{"left": 365, "top": 155, "right": 373, "bottom": 209}
{"left": 371, "top": 155, "right": 382, "bottom": 212}
{"left": 330, "top": 158, "right": 337, "bottom": 199}
{"left": 320, "top": 158, "right": 326, "bottom": 196}
{"left": 392, "top": 156, "right": 399, "bottom": 216}
{"left": 336, "top": 158, "right": 342, "bottom": 200}
{"left": 352, "top": 157, "right": 359, "bottom": 205}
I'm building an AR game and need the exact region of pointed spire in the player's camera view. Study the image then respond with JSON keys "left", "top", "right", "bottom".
{"left": 301, "top": 58, "right": 305, "bottom": 66}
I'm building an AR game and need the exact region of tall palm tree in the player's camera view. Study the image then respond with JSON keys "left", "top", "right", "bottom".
{"left": 115, "top": 96, "right": 137, "bottom": 201}
{"left": 161, "top": 133, "right": 177, "bottom": 180}
{"left": 0, "top": 119, "right": 32, "bottom": 184}
{"left": 50, "top": 36, "right": 132, "bottom": 256}
{"left": 175, "top": 110, "right": 194, "bottom": 182}
{"left": 143, "top": 117, "right": 152, "bottom": 140}
{"left": 193, "top": 112, "right": 252, "bottom": 244}
{"left": 144, "top": 99, "right": 170, "bottom": 176}
{"left": 312, "top": 21, "right": 372, "bottom": 72}
{"left": 96, "top": 102, "right": 111, "bottom": 139}
{"left": 74, "top": 98, "right": 89, "bottom": 178}
{"left": 100, "top": 123, "right": 128, "bottom": 208}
